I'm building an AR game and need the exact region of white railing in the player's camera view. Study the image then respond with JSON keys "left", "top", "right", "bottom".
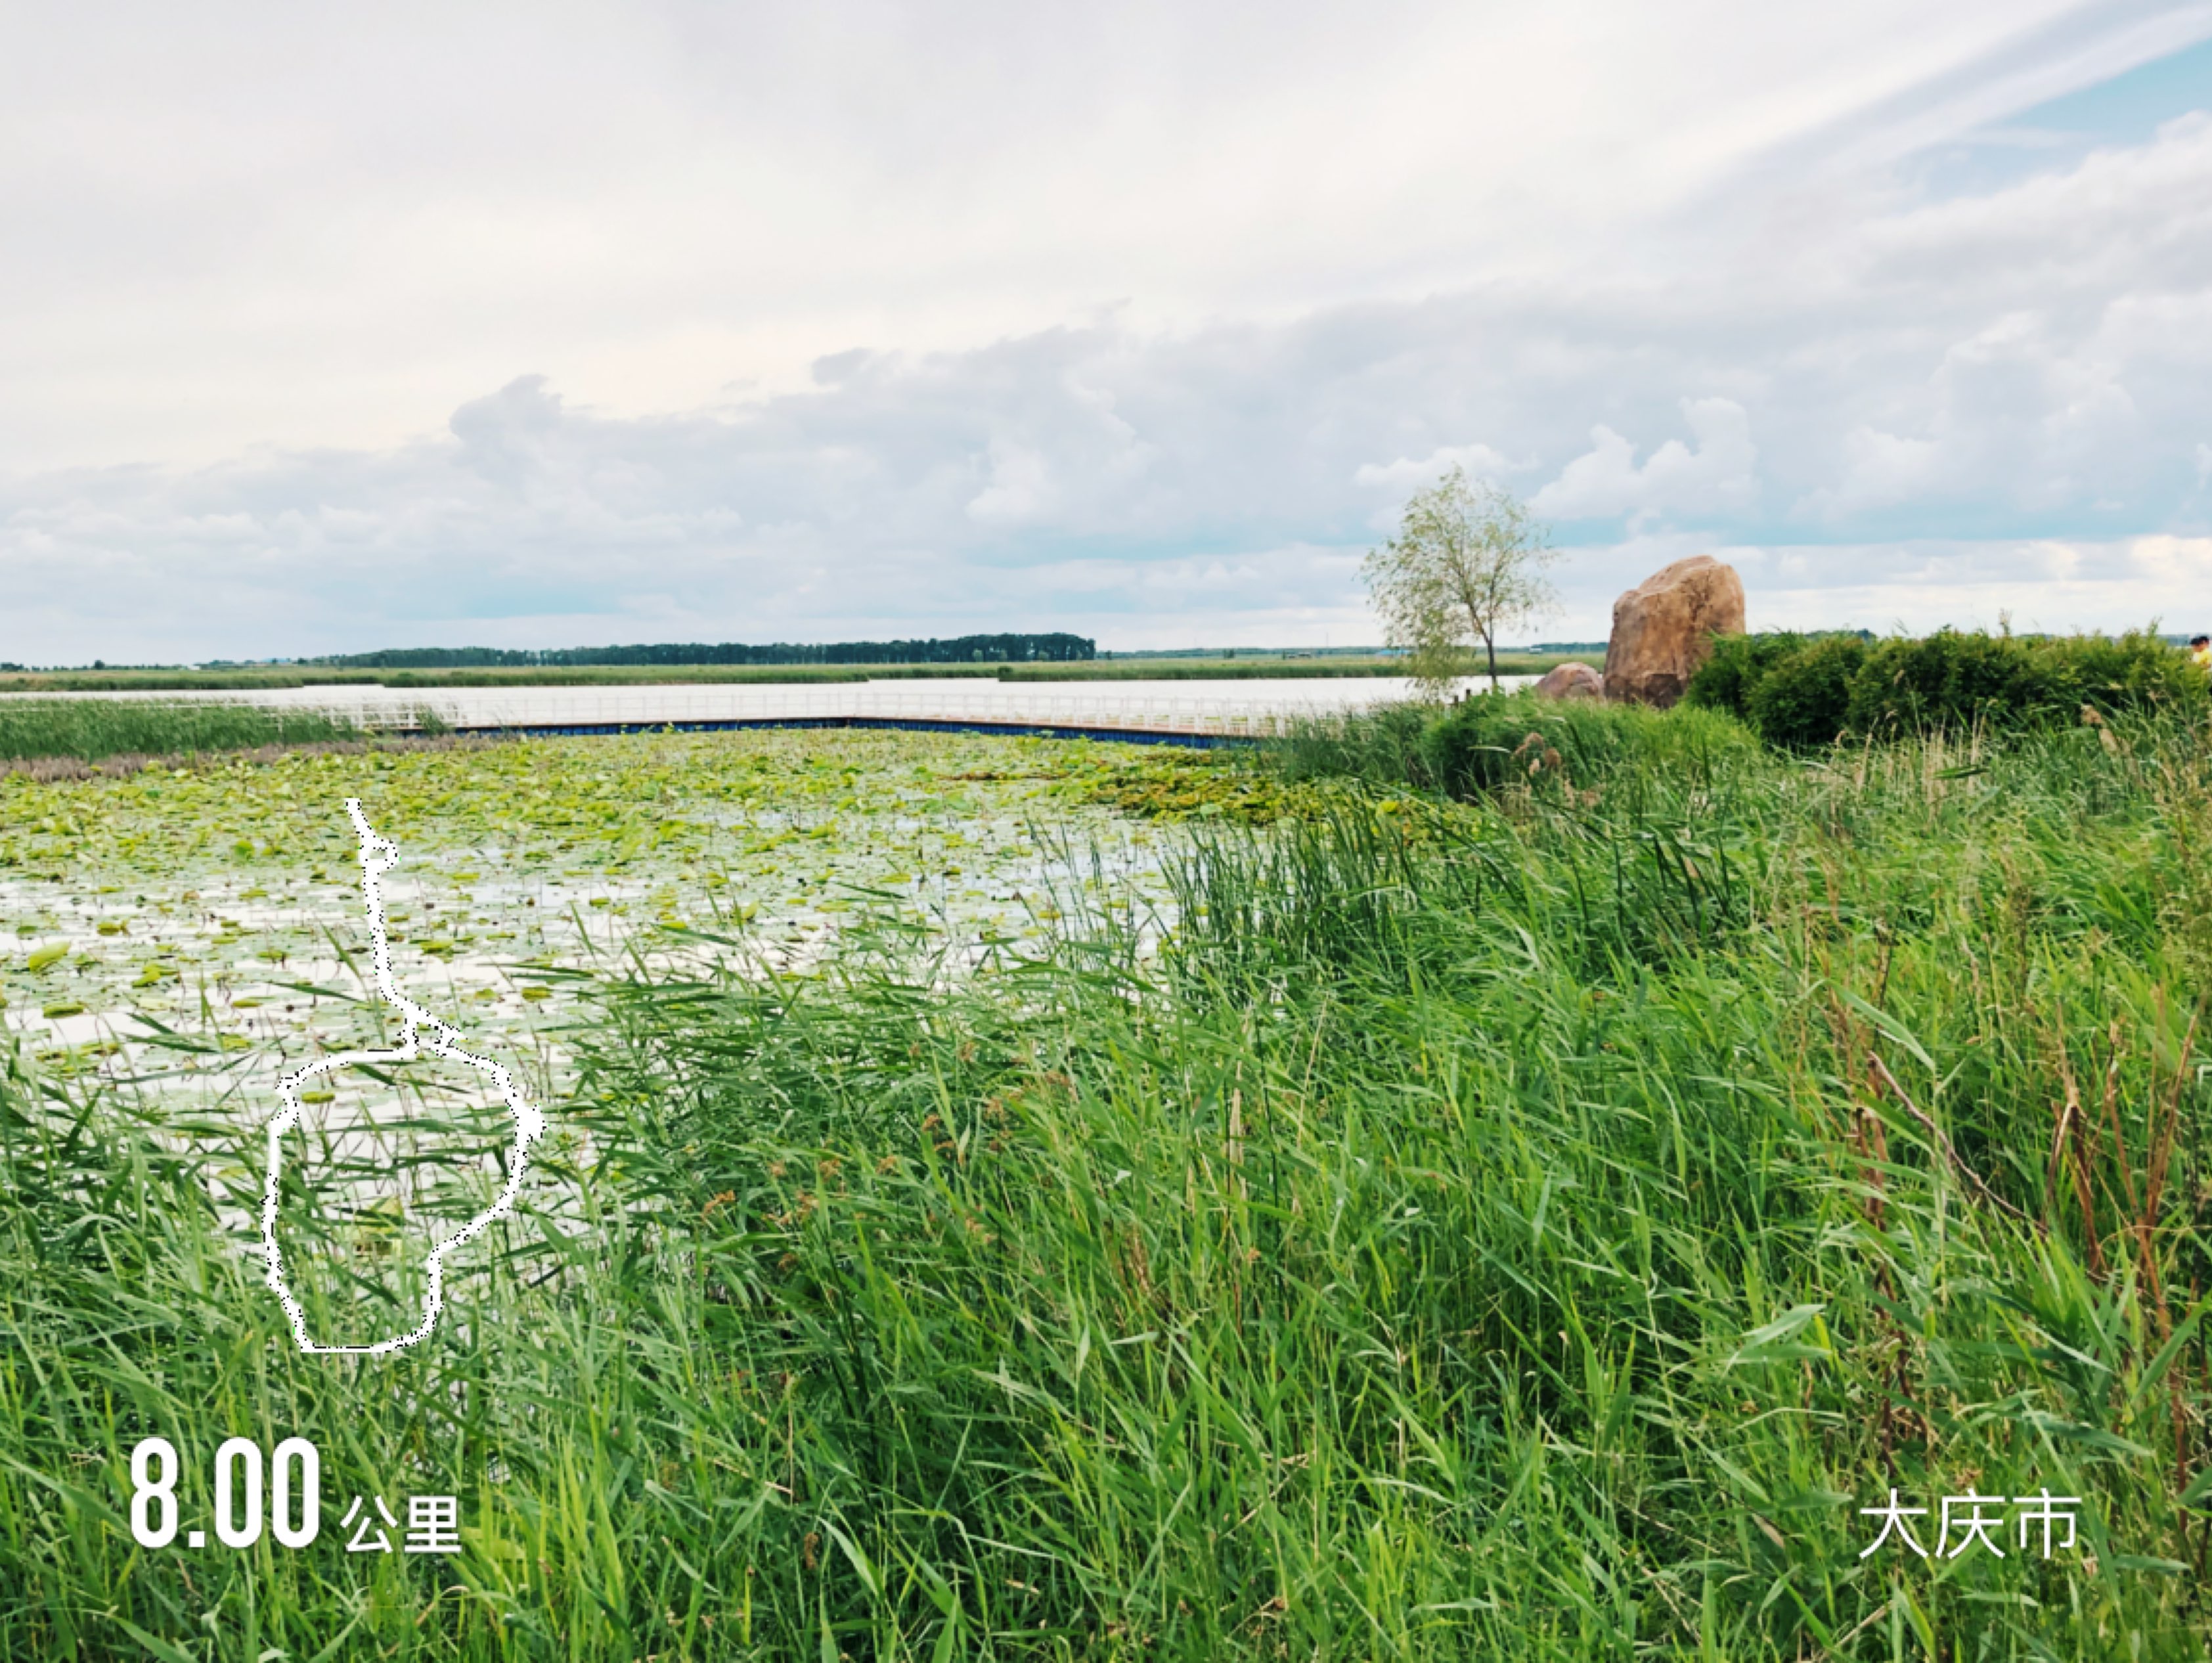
{"left": 325, "top": 685, "right": 1314, "bottom": 738}
{"left": 1, "top": 675, "right": 1529, "bottom": 739}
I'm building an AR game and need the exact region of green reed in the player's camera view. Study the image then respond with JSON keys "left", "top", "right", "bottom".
{"left": 7, "top": 707, "right": 2212, "bottom": 1657}
{"left": 0, "top": 699, "right": 361, "bottom": 763}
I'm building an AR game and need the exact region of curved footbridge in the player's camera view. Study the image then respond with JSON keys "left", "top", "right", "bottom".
{"left": 28, "top": 676, "right": 1529, "bottom": 749}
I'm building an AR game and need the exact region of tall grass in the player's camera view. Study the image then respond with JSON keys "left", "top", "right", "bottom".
{"left": 7, "top": 709, "right": 2212, "bottom": 1655}
{"left": 1269, "top": 690, "right": 1760, "bottom": 799}
{"left": 0, "top": 698, "right": 361, "bottom": 762}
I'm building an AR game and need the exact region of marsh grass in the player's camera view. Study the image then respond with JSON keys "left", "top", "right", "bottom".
{"left": 9, "top": 709, "right": 2212, "bottom": 1657}
{"left": 1268, "top": 693, "right": 1760, "bottom": 801}
{"left": 0, "top": 699, "right": 361, "bottom": 764}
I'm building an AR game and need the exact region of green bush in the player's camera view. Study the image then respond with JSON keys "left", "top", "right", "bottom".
{"left": 1846, "top": 627, "right": 2200, "bottom": 737}
{"left": 1745, "top": 633, "right": 1869, "bottom": 748}
{"left": 1680, "top": 631, "right": 1809, "bottom": 722}
{"left": 1842, "top": 629, "right": 2032, "bottom": 736}
{"left": 1689, "top": 628, "right": 2202, "bottom": 747}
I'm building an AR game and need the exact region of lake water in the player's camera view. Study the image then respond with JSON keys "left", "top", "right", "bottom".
{"left": 1, "top": 728, "right": 1194, "bottom": 1229}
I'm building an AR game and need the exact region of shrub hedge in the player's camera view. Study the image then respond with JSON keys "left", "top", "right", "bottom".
{"left": 1685, "top": 627, "right": 2201, "bottom": 745}
{"left": 1746, "top": 634, "right": 1869, "bottom": 749}
{"left": 1676, "top": 631, "right": 1809, "bottom": 724}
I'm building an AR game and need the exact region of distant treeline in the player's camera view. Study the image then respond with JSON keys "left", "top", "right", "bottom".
{"left": 296, "top": 634, "right": 1096, "bottom": 669}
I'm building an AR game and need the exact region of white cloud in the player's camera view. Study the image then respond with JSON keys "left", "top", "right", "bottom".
{"left": 1698, "top": 535, "right": 2212, "bottom": 636}
{"left": 1352, "top": 443, "right": 1523, "bottom": 489}
{"left": 1800, "top": 427, "right": 1948, "bottom": 518}
{"left": 2, "top": 8, "right": 2210, "bottom": 660}
{"left": 1531, "top": 399, "right": 1759, "bottom": 524}
{"left": 0, "top": 0, "right": 2173, "bottom": 474}
{"left": 1520, "top": 535, "right": 2212, "bottom": 642}
{"left": 966, "top": 441, "right": 1053, "bottom": 523}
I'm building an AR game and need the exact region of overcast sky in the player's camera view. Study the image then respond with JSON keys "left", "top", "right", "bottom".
{"left": 4, "top": 0, "right": 2210, "bottom": 661}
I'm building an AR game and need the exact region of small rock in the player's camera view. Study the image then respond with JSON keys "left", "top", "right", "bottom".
{"left": 1532, "top": 661, "right": 1604, "bottom": 701}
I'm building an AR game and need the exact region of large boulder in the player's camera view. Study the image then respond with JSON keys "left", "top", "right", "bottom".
{"left": 1603, "top": 556, "right": 1746, "bottom": 707}
{"left": 1531, "top": 661, "right": 1604, "bottom": 701}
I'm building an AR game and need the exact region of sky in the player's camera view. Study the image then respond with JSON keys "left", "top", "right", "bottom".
{"left": 3, "top": 0, "right": 2210, "bottom": 662}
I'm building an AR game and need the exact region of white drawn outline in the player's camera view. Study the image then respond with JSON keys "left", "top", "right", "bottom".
{"left": 260, "top": 799, "right": 546, "bottom": 1355}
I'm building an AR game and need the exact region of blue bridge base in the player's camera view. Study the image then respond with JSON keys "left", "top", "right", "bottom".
{"left": 449, "top": 715, "right": 1249, "bottom": 749}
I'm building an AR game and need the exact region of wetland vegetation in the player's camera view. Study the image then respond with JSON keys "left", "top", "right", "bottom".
{"left": 7, "top": 703, "right": 2212, "bottom": 1658}
{"left": 0, "top": 699, "right": 365, "bottom": 766}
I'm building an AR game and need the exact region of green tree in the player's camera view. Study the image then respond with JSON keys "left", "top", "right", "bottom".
{"left": 1363, "top": 468, "right": 1557, "bottom": 697}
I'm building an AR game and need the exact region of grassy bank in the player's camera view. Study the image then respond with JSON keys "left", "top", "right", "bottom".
{"left": 1269, "top": 691, "right": 1763, "bottom": 795}
{"left": 0, "top": 698, "right": 363, "bottom": 763}
{"left": 9, "top": 709, "right": 2211, "bottom": 1656}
